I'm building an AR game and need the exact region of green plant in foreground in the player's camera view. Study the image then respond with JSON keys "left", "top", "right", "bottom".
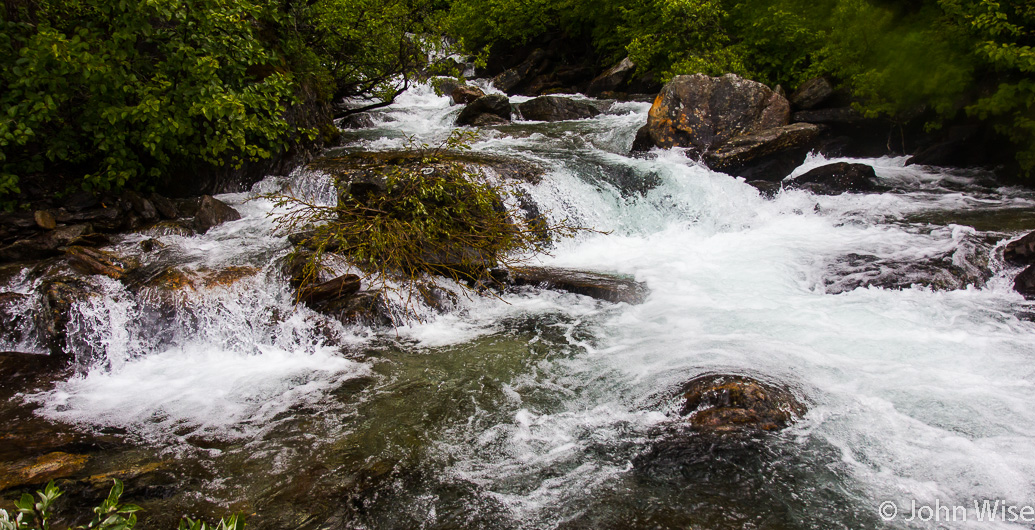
{"left": 0, "top": 480, "right": 242, "bottom": 530}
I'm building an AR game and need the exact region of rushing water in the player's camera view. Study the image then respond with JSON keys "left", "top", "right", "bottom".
{"left": 7, "top": 82, "right": 1035, "bottom": 529}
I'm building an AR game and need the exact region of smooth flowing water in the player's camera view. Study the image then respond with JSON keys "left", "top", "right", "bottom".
{"left": 7, "top": 83, "right": 1035, "bottom": 529}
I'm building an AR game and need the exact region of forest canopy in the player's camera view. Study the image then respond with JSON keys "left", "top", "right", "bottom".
{"left": 1, "top": 0, "right": 1033, "bottom": 202}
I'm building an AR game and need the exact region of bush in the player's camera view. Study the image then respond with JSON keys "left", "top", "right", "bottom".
{"left": 267, "top": 130, "right": 581, "bottom": 301}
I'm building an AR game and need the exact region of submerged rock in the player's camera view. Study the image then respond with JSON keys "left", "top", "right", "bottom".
{"left": 506, "top": 266, "right": 649, "bottom": 304}
{"left": 678, "top": 374, "right": 805, "bottom": 433}
{"left": 455, "top": 94, "right": 512, "bottom": 127}
{"left": 0, "top": 451, "right": 90, "bottom": 491}
{"left": 785, "top": 162, "right": 881, "bottom": 194}
{"left": 193, "top": 195, "right": 241, "bottom": 234}
{"left": 517, "top": 96, "right": 600, "bottom": 122}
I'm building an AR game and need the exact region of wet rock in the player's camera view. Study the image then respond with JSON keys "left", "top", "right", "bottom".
{"left": 1004, "top": 231, "right": 1035, "bottom": 265}
{"left": 334, "top": 291, "right": 393, "bottom": 326}
{"left": 641, "top": 73, "right": 790, "bottom": 154}
{"left": 0, "top": 238, "right": 63, "bottom": 263}
{"left": 789, "top": 77, "right": 835, "bottom": 110}
{"left": 703, "top": 123, "right": 822, "bottom": 181}
{"left": 517, "top": 96, "right": 600, "bottom": 122}
{"left": 140, "top": 220, "right": 197, "bottom": 238}
{"left": 507, "top": 266, "right": 649, "bottom": 304}
{"left": 149, "top": 193, "right": 179, "bottom": 219}
{"left": 630, "top": 124, "right": 654, "bottom": 153}
{"left": 340, "top": 113, "right": 375, "bottom": 129}
{"left": 1014, "top": 264, "right": 1035, "bottom": 298}
{"left": 34, "top": 210, "right": 57, "bottom": 230}
{"left": 198, "top": 266, "right": 260, "bottom": 288}
{"left": 678, "top": 374, "right": 805, "bottom": 433}
{"left": 298, "top": 274, "right": 362, "bottom": 307}
{"left": 586, "top": 57, "right": 637, "bottom": 96}
{"left": 468, "top": 113, "right": 510, "bottom": 127}
{"left": 785, "top": 162, "right": 881, "bottom": 195}
{"left": 121, "top": 190, "right": 158, "bottom": 222}
{"left": 455, "top": 94, "right": 512, "bottom": 127}
{"left": 193, "top": 195, "right": 241, "bottom": 233}
{"left": 824, "top": 231, "right": 993, "bottom": 294}
{"left": 451, "top": 85, "right": 485, "bottom": 105}
{"left": 66, "top": 246, "right": 138, "bottom": 280}
{"left": 37, "top": 277, "right": 95, "bottom": 355}
{"left": 0, "top": 452, "right": 90, "bottom": 491}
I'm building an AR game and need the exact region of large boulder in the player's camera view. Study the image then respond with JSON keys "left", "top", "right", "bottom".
{"left": 455, "top": 94, "right": 512, "bottom": 127}
{"left": 1005, "top": 231, "right": 1035, "bottom": 265}
{"left": 639, "top": 73, "right": 790, "bottom": 154}
{"left": 517, "top": 96, "right": 600, "bottom": 122}
{"left": 703, "top": 123, "right": 822, "bottom": 180}
{"left": 193, "top": 195, "right": 241, "bottom": 233}
{"left": 678, "top": 374, "right": 805, "bottom": 433}
{"left": 586, "top": 57, "right": 637, "bottom": 96}
{"left": 784, "top": 162, "right": 881, "bottom": 195}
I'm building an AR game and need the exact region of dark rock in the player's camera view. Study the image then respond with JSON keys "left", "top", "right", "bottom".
{"left": 523, "top": 74, "right": 564, "bottom": 96}
{"left": 140, "top": 220, "right": 197, "bottom": 238}
{"left": 172, "top": 197, "right": 202, "bottom": 218}
{"left": 340, "top": 113, "right": 375, "bottom": 129}
{"left": 517, "top": 96, "right": 600, "bottom": 122}
{"left": 785, "top": 162, "right": 880, "bottom": 194}
{"left": 905, "top": 124, "right": 1005, "bottom": 169}
{"left": 789, "top": 77, "right": 835, "bottom": 110}
{"left": 451, "top": 85, "right": 485, "bottom": 105}
{"left": 455, "top": 94, "right": 512, "bottom": 127}
{"left": 0, "top": 452, "right": 90, "bottom": 491}
{"left": 704, "top": 123, "right": 822, "bottom": 179}
{"left": 678, "top": 374, "right": 805, "bottom": 433}
{"left": 298, "top": 274, "right": 362, "bottom": 307}
{"left": 62, "top": 192, "right": 101, "bottom": 212}
{"left": 508, "top": 266, "right": 649, "bottom": 304}
{"left": 121, "top": 190, "right": 158, "bottom": 221}
{"left": 747, "top": 180, "right": 783, "bottom": 198}
{"left": 62, "top": 205, "right": 123, "bottom": 232}
{"left": 469, "top": 113, "right": 510, "bottom": 127}
{"left": 149, "top": 193, "right": 179, "bottom": 219}
{"left": 193, "top": 195, "right": 241, "bottom": 233}
{"left": 66, "top": 246, "right": 138, "bottom": 280}
{"left": 1005, "top": 231, "right": 1035, "bottom": 265}
{"left": 792, "top": 107, "right": 863, "bottom": 125}
{"left": 630, "top": 124, "right": 654, "bottom": 153}
{"left": 641, "top": 73, "right": 790, "bottom": 154}
{"left": 34, "top": 210, "right": 57, "bottom": 230}
{"left": 1014, "top": 264, "right": 1035, "bottom": 298}
{"left": 492, "top": 49, "right": 548, "bottom": 94}
{"left": 0, "top": 238, "right": 63, "bottom": 263}
{"left": 586, "top": 57, "right": 637, "bottom": 96}
{"left": 39, "top": 278, "right": 92, "bottom": 354}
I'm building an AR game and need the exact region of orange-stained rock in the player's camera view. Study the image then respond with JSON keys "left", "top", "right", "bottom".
{"left": 0, "top": 452, "right": 90, "bottom": 491}
{"left": 679, "top": 374, "right": 805, "bottom": 433}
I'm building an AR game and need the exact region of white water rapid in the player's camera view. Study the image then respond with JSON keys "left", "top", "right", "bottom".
{"left": 9, "top": 82, "right": 1035, "bottom": 529}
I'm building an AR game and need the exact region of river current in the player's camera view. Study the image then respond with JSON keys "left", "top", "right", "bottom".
{"left": 9, "top": 82, "right": 1035, "bottom": 529}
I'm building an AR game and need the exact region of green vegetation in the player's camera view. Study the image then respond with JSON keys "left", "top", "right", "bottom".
{"left": 0, "top": 0, "right": 438, "bottom": 202}
{"left": 268, "top": 130, "right": 576, "bottom": 302}
{"left": 0, "top": 480, "right": 242, "bottom": 530}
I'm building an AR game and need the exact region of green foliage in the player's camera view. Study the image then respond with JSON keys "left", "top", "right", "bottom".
{"left": 0, "top": 0, "right": 297, "bottom": 196}
{"left": 268, "top": 130, "right": 579, "bottom": 304}
{"left": 0, "top": 480, "right": 241, "bottom": 530}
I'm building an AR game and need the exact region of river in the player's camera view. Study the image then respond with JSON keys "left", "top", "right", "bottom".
{"left": 7, "top": 82, "right": 1035, "bottom": 529}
